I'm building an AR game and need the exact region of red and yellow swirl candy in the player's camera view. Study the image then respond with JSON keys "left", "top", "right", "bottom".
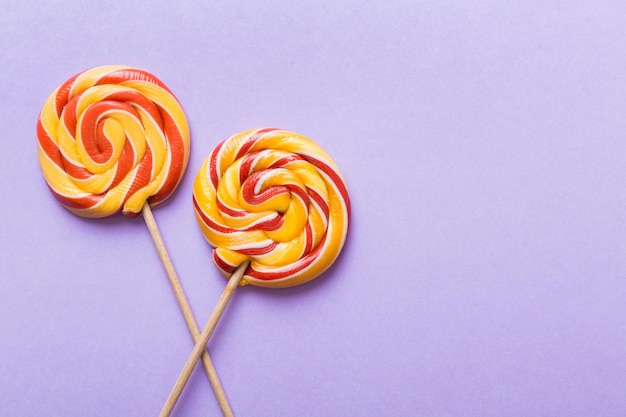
{"left": 193, "top": 128, "right": 351, "bottom": 288}
{"left": 37, "top": 65, "right": 190, "bottom": 218}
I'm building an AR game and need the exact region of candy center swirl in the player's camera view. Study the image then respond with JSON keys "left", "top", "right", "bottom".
{"left": 37, "top": 65, "right": 190, "bottom": 218}
{"left": 193, "top": 128, "right": 351, "bottom": 288}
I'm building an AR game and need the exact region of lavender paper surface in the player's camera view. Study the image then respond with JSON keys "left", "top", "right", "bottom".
{"left": 1, "top": 1, "right": 626, "bottom": 416}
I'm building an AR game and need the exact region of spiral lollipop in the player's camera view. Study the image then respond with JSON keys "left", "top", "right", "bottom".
{"left": 37, "top": 65, "right": 189, "bottom": 217}
{"left": 37, "top": 65, "right": 233, "bottom": 415}
{"left": 161, "top": 128, "right": 351, "bottom": 416}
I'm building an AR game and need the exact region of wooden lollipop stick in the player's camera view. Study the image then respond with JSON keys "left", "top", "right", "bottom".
{"left": 142, "top": 204, "right": 235, "bottom": 417}
{"left": 159, "top": 261, "right": 249, "bottom": 417}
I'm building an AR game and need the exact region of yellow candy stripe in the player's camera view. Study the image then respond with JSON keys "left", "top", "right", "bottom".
{"left": 193, "top": 128, "right": 351, "bottom": 288}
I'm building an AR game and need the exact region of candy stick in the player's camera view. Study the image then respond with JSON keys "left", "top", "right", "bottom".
{"left": 142, "top": 203, "right": 234, "bottom": 417}
{"left": 160, "top": 128, "right": 352, "bottom": 416}
{"left": 37, "top": 65, "right": 233, "bottom": 414}
{"left": 159, "top": 261, "right": 248, "bottom": 417}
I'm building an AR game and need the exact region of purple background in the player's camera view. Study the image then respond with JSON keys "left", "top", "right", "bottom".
{"left": 2, "top": 1, "right": 626, "bottom": 416}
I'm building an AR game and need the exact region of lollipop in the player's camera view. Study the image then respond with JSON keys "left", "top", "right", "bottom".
{"left": 37, "top": 65, "right": 233, "bottom": 415}
{"left": 160, "top": 128, "right": 351, "bottom": 416}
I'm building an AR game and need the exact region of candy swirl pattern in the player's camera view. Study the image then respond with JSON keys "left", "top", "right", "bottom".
{"left": 37, "top": 65, "right": 190, "bottom": 218}
{"left": 193, "top": 128, "right": 351, "bottom": 288}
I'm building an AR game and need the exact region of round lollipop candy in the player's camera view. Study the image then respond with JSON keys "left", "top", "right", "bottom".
{"left": 37, "top": 65, "right": 233, "bottom": 415}
{"left": 160, "top": 127, "right": 351, "bottom": 416}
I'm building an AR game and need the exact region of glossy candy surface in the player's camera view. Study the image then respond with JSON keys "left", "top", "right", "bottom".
{"left": 37, "top": 65, "right": 190, "bottom": 218}
{"left": 193, "top": 128, "right": 350, "bottom": 288}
